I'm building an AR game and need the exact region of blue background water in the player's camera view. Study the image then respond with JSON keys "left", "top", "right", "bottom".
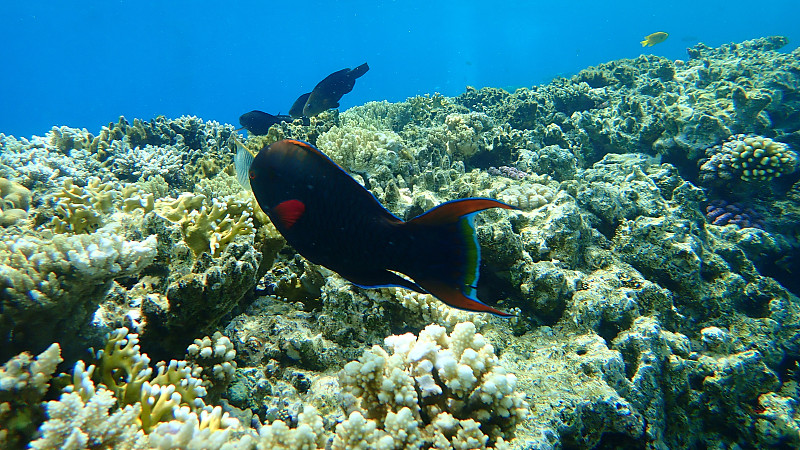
{"left": 1, "top": 1, "right": 798, "bottom": 139}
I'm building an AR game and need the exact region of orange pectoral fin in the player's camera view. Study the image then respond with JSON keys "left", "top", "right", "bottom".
{"left": 416, "top": 278, "right": 514, "bottom": 318}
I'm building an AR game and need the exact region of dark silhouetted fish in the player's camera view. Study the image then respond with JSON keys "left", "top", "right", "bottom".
{"left": 289, "top": 92, "right": 311, "bottom": 118}
{"left": 238, "top": 110, "right": 294, "bottom": 135}
{"left": 302, "top": 63, "right": 370, "bottom": 117}
{"left": 235, "top": 138, "right": 516, "bottom": 316}
{"left": 239, "top": 110, "right": 308, "bottom": 135}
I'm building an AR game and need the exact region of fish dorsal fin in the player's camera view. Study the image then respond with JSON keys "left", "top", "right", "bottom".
{"left": 283, "top": 139, "right": 348, "bottom": 171}
{"left": 234, "top": 141, "right": 254, "bottom": 191}
{"left": 272, "top": 199, "right": 305, "bottom": 229}
{"left": 408, "top": 198, "right": 517, "bottom": 225}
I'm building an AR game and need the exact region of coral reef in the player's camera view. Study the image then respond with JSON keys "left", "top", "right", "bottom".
{"left": 705, "top": 199, "right": 766, "bottom": 229}
{"left": 0, "top": 344, "right": 62, "bottom": 448}
{"left": 2, "top": 36, "right": 800, "bottom": 449}
{"left": 0, "top": 225, "right": 157, "bottom": 360}
{"left": 337, "top": 322, "right": 528, "bottom": 448}
{"left": 0, "top": 177, "right": 31, "bottom": 227}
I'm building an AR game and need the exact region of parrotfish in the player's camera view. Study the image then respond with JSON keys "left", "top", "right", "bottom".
{"left": 641, "top": 31, "right": 668, "bottom": 47}
{"left": 238, "top": 110, "right": 295, "bottom": 135}
{"left": 302, "top": 63, "right": 370, "bottom": 117}
{"left": 235, "top": 138, "right": 515, "bottom": 316}
{"left": 289, "top": 92, "right": 311, "bottom": 118}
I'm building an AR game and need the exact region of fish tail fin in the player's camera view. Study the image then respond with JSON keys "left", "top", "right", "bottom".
{"left": 351, "top": 62, "right": 369, "bottom": 78}
{"left": 234, "top": 141, "right": 254, "bottom": 191}
{"left": 640, "top": 40, "right": 649, "bottom": 47}
{"left": 405, "top": 198, "right": 517, "bottom": 317}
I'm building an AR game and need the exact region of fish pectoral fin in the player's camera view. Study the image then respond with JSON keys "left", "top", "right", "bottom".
{"left": 340, "top": 269, "right": 426, "bottom": 294}
{"left": 415, "top": 278, "right": 514, "bottom": 318}
{"left": 234, "top": 141, "right": 254, "bottom": 191}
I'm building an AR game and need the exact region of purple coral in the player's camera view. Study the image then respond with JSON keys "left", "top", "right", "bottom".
{"left": 705, "top": 200, "right": 765, "bottom": 229}
{"left": 488, "top": 165, "right": 528, "bottom": 180}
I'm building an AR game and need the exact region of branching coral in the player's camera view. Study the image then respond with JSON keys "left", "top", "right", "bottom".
{"left": 336, "top": 322, "right": 528, "bottom": 449}
{"left": 155, "top": 192, "right": 255, "bottom": 258}
{"left": 0, "top": 226, "right": 157, "bottom": 359}
{"left": 186, "top": 332, "right": 238, "bottom": 402}
{"left": 50, "top": 177, "right": 118, "bottom": 234}
{"left": 27, "top": 327, "right": 244, "bottom": 449}
{"left": 0, "top": 344, "right": 62, "bottom": 448}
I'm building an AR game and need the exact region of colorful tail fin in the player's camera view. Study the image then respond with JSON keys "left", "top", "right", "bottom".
{"left": 405, "top": 198, "right": 517, "bottom": 318}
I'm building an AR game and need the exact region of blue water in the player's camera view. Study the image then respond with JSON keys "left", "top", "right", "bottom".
{"left": 1, "top": 1, "right": 798, "bottom": 139}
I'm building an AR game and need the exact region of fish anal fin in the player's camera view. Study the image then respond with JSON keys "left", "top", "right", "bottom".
{"left": 416, "top": 278, "right": 513, "bottom": 318}
{"left": 341, "top": 269, "right": 426, "bottom": 294}
{"left": 409, "top": 198, "right": 517, "bottom": 226}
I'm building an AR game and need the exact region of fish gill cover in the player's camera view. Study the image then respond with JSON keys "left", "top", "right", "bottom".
{"left": 1, "top": 3, "right": 800, "bottom": 449}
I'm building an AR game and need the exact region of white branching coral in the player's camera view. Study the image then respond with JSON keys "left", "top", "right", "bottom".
{"left": 337, "top": 322, "right": 528, "bottom": 449}
{"left": 316, "top": 126, "right": 404, "bottom": 173}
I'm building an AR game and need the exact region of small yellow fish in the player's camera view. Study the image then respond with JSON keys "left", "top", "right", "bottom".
{"left": 641, "top": 32, "right": 668, "bottom": 47}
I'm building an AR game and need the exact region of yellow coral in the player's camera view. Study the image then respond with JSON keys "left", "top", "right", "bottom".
{"left": 121, "top": 185, "right": 155, "bottom": 213}
{"left": 92, "top": 328, "right": 209, "bottom": 433}
{"left": 731, "top": 136, "right": 797, "bottom": 182}
{"left": 155, "top": 192, "right": 255, "bottom": 257}
{"left": 51, "top": 177, "right": 118, "bottom": 234}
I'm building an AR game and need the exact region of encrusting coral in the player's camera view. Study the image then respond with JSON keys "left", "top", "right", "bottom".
{"left": 0, "top": 177, "right": 32, "bottom": 227}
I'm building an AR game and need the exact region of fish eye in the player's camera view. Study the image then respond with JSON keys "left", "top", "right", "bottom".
{"left": 249, "top": 170, "right": 256, "bottom": 179}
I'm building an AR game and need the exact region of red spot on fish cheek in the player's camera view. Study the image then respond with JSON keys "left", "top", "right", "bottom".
{"left": 249, "top": 170, "right": 256, "bottom": 180}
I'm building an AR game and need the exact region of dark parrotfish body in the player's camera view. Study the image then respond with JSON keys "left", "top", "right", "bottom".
{"left": 288, "top": 92, "right": 311, "bottom": 118}
{"left": 235, "top": 139, "right": 516, "bottom": 316}
{"left": 238, "top": 110, "right": 296, "bottom": 135}
{"left": 302, "top": 63, "right": 370, "bottom": 117}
